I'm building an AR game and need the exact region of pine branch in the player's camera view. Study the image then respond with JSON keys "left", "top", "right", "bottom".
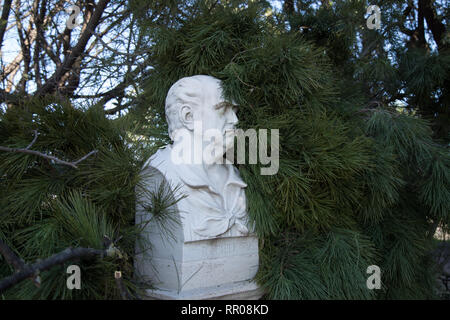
{"left": 0, "top": 131, "right": 98, "bottom": 169}
{"left": 71, "top": 150, "right": 99, "bottom": 167}
{"left": 0, "top": 237, "right": 137, "bottom": 298}
{"left": 0, "top": 239, "right": 26, "bottom": 272}
{"left": 0, "top": 0, "right": 13, "bottom": 52}
{"left": 25, "top": 130, "right": 38, "bottom": 149}
{"left": 36, "top": 0, "right": 109, "bottom": 96}
{"left": 0, "top": 238, "right": 41, "bottom": 288}
{"left": 0, "top": 246, "right": 106, "bottom": 292}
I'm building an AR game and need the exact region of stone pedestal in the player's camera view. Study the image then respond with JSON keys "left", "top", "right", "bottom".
{"left": 135, "top": 223, "right": 263, "bottom": 300}
{"left": 146, "top": 280, "right": 263, "bottom": 300}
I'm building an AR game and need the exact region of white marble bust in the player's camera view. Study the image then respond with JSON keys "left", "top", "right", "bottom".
{"left": 136, "top": 75, "right": 262, "bottom": 299}
{"left": 142, "top": 75, "right": 253, "bottom": 243}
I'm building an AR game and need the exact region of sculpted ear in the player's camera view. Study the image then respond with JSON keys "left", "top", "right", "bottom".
{"left": 180, "top": 105, "right": 194, "bottom": 130}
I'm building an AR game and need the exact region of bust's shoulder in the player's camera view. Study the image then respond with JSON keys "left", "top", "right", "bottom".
{"left": 141, "top": 145, "right": 181, "bottom": 186}
{"left": 143, "top": 145, "right": 172, "bottom": 170}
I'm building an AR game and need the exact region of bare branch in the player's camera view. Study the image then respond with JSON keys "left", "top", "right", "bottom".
{"left": 0, "top": 46, "right": 23, "bottom": 83}
{"left": 72, "top": 149, "right": 98, "bottom": 166}
{"left": 421, "top": 0, "right": 447, "bottom": 51}
{"left": 0, "top": 238, "right": 26, "bottom": 272}
{"left": 25, "top": 129, "right": 38, "bottom": 149}
{"left": 0, "top": 246, "right": 106, "bottom": 292}
{"left": 32, "top": 0, "right": 46, "bottom": 89}
{"left": 0, "top": 130, "right": 98, "bottom": 169}
{"left": 0, "top": 0, "right": 13, "bottom": 54}
{"left": 0, "top": 237, "right": 136, "bottom": 298}
{"left": 0, "top": 238, "right": 40, "bottom": 287}
{"left": 0, "top": 145, "right": 98, "bottom": 168}
{"left": 37, "top": 0, "right": 110, "bottom": 96}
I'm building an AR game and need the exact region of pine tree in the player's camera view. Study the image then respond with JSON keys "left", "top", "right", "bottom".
{"left": 0, "top": 98, "right": 157, "bottom": 298}
{"left": 131, "top": 0, "right": 449, "bottom": 299}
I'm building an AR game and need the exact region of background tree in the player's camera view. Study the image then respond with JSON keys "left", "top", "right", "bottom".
{"left": 0, "top": 0, "right": 164, "bottom": 114}
{"left": 281, "top": 0, "right": 449, "bottom": 142}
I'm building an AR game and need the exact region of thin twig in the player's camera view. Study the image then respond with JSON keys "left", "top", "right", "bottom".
{"left": 0, "top": 130, "right": 98, "bottom": 169}
{"left": 72, "top": 150, "right": 99, "bottom": 166}
{"left": 26, "top": 130, "right": 38, "bottom": 149}
{"left": 114, "top": 271, "right": 133, "bottom": 300}
{"left": 0, "top": 146, "right": 98, "bottom": 168}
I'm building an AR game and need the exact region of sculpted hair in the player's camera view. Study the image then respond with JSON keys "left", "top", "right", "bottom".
{"left": 165, "top": 75, "right": 221, "bottom": 140}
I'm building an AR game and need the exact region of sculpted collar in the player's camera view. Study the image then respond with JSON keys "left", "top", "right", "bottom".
{"left": 146, "top": 145, "right": 250, "bottom": 240}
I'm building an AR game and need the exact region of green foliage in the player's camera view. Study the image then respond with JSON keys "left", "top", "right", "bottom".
{"left": 0, "top": 98, "right": 161, "bottom": 299}
{"left": 134, "top": 1, "right": 449, "bottom": 299}
{"left": 1, "top": 0, "right": 448, "bottom": 300}
{"left": 285, "top": 0, "right": 450, "bottom": 143}
{"left": 258, "top": 229, "right": 378, "bottom": 299}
